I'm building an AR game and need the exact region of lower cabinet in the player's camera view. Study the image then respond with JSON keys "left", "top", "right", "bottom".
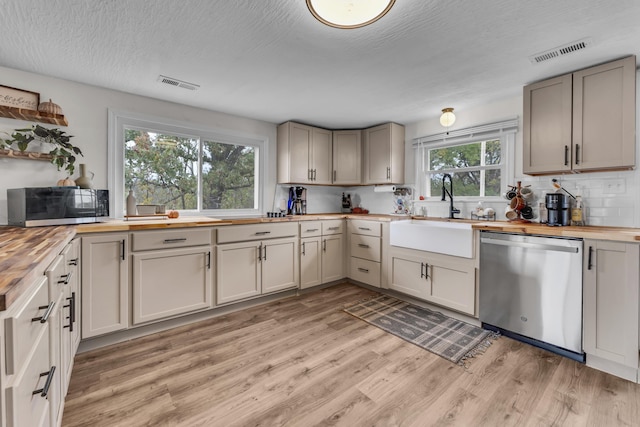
{"left": 217, "top": 237, "right": 298, "bottom": 304}
{"left": 583, "top": 240, "right": 639, "bottom": 381}
{"left": 300, "top": 220, "right": 344, "bottom": 289}
{"left": 132, "top": 246, "right": 213, "bottom": 324}
{"left": 3, "top": 276, "right": 54, "bottom": 427}
{"left": 348, "top": 220, "right": 383, "bottom": 288}
{"left": 81, "top": 233, "right": 129, "bottom": 339}
{"left": 389, "top": 246, "right": 476, "bottom": 315}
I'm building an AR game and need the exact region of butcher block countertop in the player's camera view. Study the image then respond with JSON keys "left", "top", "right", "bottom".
{"left": 0, "top": 226, "right": 76, "bottom": 311}
{"left": 3, "top": 214, "right": 640, "bottom": 312}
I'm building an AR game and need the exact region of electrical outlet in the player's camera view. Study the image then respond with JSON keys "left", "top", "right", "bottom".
{"left": 603, "top": 179, "right": 625, "bottom": 194}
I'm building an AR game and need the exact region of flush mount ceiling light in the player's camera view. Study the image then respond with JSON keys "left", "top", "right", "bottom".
{"left": 306, "top": 0, "right": 396, "bottom": 29}
{"left": 440, "top": 108, "right": 456, "bottom": 128}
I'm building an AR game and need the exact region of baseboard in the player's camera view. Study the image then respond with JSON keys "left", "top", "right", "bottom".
{"left": 586, "top": 353, "right": 639, "bottom": 383}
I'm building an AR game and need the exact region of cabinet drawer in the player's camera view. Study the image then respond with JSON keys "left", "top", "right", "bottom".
{"left": 349, "top": 219, "right": 381, "bottom": 237}
{"left": 5, "top": 276, "right": 51, "bottom": 376}
{"left": 6, "top": 324, "right": 51, "bottom": 427}
{"left": 300, "top": 221, "right": 322, "bottom": 238}
{"left": 132, "top": 228, "right": 212, "bottom": 251}
{"left": 322, "top": 219, "right": 344, "bottom": 235}
{"left": 46, "top": 254, "right": 67, "bottom": 300}
{"left": 350, "top": 257, "right": 381, "bottom": 287}
{"left": 217, "top": 222, "right": 298, "bottom": 244}
{"left": 350, "top": 234, "right": 381, "bottom": 262}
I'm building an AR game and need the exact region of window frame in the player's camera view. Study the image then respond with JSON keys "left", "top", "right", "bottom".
{"left": 413, "top": 118, "right": 518, "bottom": 201}
{"left": 108, "top": 109, "right": 266, "bottom": 218}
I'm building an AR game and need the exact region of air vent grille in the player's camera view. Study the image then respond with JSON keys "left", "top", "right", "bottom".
{"left": 529, "top": 38, "right": 593, "bottom": 64}
{"left": 157, "top": 75, "right": 200, "bottom": 91}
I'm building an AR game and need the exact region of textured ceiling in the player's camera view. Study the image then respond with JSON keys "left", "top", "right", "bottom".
{"left": 1, "top": 0, "right": 639, "bottom": 128}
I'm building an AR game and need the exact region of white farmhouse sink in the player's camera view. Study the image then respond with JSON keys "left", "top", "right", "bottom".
{"left": 389, "top": 220, "right": 474, "bottom": 258}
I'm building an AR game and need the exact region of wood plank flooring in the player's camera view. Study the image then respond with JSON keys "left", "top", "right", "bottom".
{"left": 63, "top": 283, "right": 640, "bottom": 427}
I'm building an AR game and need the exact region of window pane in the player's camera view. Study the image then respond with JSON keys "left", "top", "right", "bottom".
{"left": 429, "top": 171, "right": 481, "bottom": 197}
{"left": 202, "top": 141, "right": 256, "bottom": 210}
{"left": 124, "top": 129, "right": 198, "bottom": 210}
{"left": 485, "top": 169, "right": 501, "bottom": 196}
{"left": 485, "top": 139, "right": 501, "bottom": 165}
{"left": 429, "top": 143, "right": 481, "bottom": 170}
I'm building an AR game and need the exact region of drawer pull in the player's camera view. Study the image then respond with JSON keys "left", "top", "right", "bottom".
{"left": 32, "top": 302, "right": 55, "bottom": 323}
{"left": 327, "top": 227, "right": 340, "bottom": 231}
{"left": 302, "top": 242, "right": 306, "bottom": 256}
{"left": 33, "top": 366, "right": 56, "bottom": 397}
{"left": 358, "top": 267, "right": 370, "bottom": 273}
{"left": 254, "top": 231, "right": 271, "bottom": 236}
{"left": 358, "top": 243, "right": 370, "bottom": 248}
{"left": 163, "top": 238, "right": 188, "bottom": 244}
{"left": 68, "top": 258, "right": 79, "bottom": 266}
{"left": 358, "top": 227, "right": 371, "bottom": 231}
{"left": 305, "top": 228, "right": 319, "bottom": 232}
{"left": 58, "top": 270, "right": 73, "bottom": 285}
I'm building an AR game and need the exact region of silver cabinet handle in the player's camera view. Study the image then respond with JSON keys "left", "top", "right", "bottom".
{"left": 358, "top": 243, "right": 370, "bottom": 248}
{"left": 32, "top": 302, "right": 55, "bottom": 323}
{"left": 387, "top": 167, "right": 391, "bottom": 180}
{"left": 358, "top": 267, "right": 369, "bottom": 273}
{"left": 163, "top": 238, "right": 187, "bottom": 244}
{"left": 33, "top": 366, "right": 56, "bottom": 397}
{"left": 58, "top": 270, "right": 73, "bottom": 285}
{"left": 254, "top": 231, "right": 271, "bottom": 236}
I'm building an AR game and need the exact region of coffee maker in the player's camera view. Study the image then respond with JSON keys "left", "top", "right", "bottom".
{"left": 545, "top": 193, "right": 570, "bottom": 226}
{"left": 288, "top": 186, "right": 307, "bottom": 215}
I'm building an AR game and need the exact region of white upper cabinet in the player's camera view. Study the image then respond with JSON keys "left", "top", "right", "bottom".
{"left": 363, "top": 122, "right": 405, "bottom": 184}
{"left": 332, "top": 130, "right": 362, "bottom": 185}
{"left": 277, "top": 121, "right": 332, "bottom": 184}
{"left": 523, "top": 55, "right": 636, "bottom": 175}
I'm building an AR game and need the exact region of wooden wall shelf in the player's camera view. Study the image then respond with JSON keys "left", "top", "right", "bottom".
{"left": 0, "top": 149, "right": 52, "bottom": 162}
{"left": 0, "top": 105, "right": 68, "bottom": 126}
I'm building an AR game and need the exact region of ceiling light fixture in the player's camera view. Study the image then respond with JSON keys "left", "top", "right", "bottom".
{"left": 306, "top": 0, "right": 396, "bottom": 29}
{"left": 440, "top": 108, "right": 456, "bottom": 128}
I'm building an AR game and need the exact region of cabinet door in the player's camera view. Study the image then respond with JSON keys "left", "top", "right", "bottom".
{"left": 262, "top": 237, "right": 299, "bottom": 293}
{"left": 6, "top": 326, "right": 51, "bottom": 427}
{"left": 48, "top": 292, "right": 63, "bottom": 426}
{"left": 66, "top": 238, "right": 81, "bottom": 356}
{"left": 427, "top": 260, "right": 476, "bottom": 316}
{"left": 300, "top": 237, "right": 321, "bottom": 289}
{"left": 288, "top": 122, "right": 313, "bottom": 183}
{"left": 572, "top": 56, "right": 636, "bottom": 172}
{"left": 217, "top": 241, "right": 261, "bottom": 304}
{"left": 81, "top": 233, "right": 129, "bottom": 338}
{"left": 390, "top": 251, "right": 429, "bottom": 300}
{"left": 321, "top": 235, "right": 344, "bottom": 283}
{"left": 311, "top": 127, "right": 333, "bottom": 184}
{"left": 583, "top": 240, "right": 639, "bottom": 369}
{"left": 132, "top": 246, "right": 213, "bottom": 324}
{"left": 333, "top": 130, "right": 361, "bottom": 185}
{"left": 363, "top": 123, "right": 405, "bottom": 184}
{"left": 523, "top": 74, "right": 573, "bottom": 174}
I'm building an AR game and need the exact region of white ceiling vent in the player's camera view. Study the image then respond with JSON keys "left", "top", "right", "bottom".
{"left": 157, "top": 75, "right": 200, "bottom": 91}
{"left": 529, "top": 38, "right": 594, "bottom": 64}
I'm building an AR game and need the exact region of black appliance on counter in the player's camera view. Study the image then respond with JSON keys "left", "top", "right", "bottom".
{"left": 7, "top": 187, "right": 109, "bottom": 227}
{"left": 287, "top": 186, "right": 307, "bottom": 215}
{"left": 545, "top": 193, "right": 570, "bottom": 226}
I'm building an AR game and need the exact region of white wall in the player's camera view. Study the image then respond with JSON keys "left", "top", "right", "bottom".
{"left": 403, "top": 76, "right": 640, "bottom": 228}
{"left": 0, "top": 66, "right": 277, "bottom": 225}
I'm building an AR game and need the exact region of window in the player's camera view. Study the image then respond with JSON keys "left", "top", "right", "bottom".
{"left": 413, "top": 118, "right": 518, "bottom": 199}
{"left": 109, "top": 110, "right": 265, "bottom": 217}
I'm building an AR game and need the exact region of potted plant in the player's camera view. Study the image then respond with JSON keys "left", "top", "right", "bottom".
{"left": 0, "top": 124, "right": 83, "bottom": 175}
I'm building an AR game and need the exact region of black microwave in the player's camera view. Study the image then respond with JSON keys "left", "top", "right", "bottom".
{"left": 7, "top": 187, "right": 109, "bottom": 227}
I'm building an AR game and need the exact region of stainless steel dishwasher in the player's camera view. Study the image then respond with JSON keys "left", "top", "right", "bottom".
{"left": 479, "top": 231, "right": 584, "bottom": 361}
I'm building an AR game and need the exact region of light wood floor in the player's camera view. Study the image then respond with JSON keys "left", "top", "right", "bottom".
{"left": 63, "top": 283, "right": 640, "bottom": 427}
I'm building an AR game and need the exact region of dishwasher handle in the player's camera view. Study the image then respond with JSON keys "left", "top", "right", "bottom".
{"left": 480, "top": 237, "right": 579, "bottom": 253}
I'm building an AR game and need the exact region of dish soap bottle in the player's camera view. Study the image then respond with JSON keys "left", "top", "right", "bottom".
{"left": 126, "top": 189, "right": 137, "bottom": 216}
{"left": 571, "top": 195, "right": 585, "bottom": 226}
